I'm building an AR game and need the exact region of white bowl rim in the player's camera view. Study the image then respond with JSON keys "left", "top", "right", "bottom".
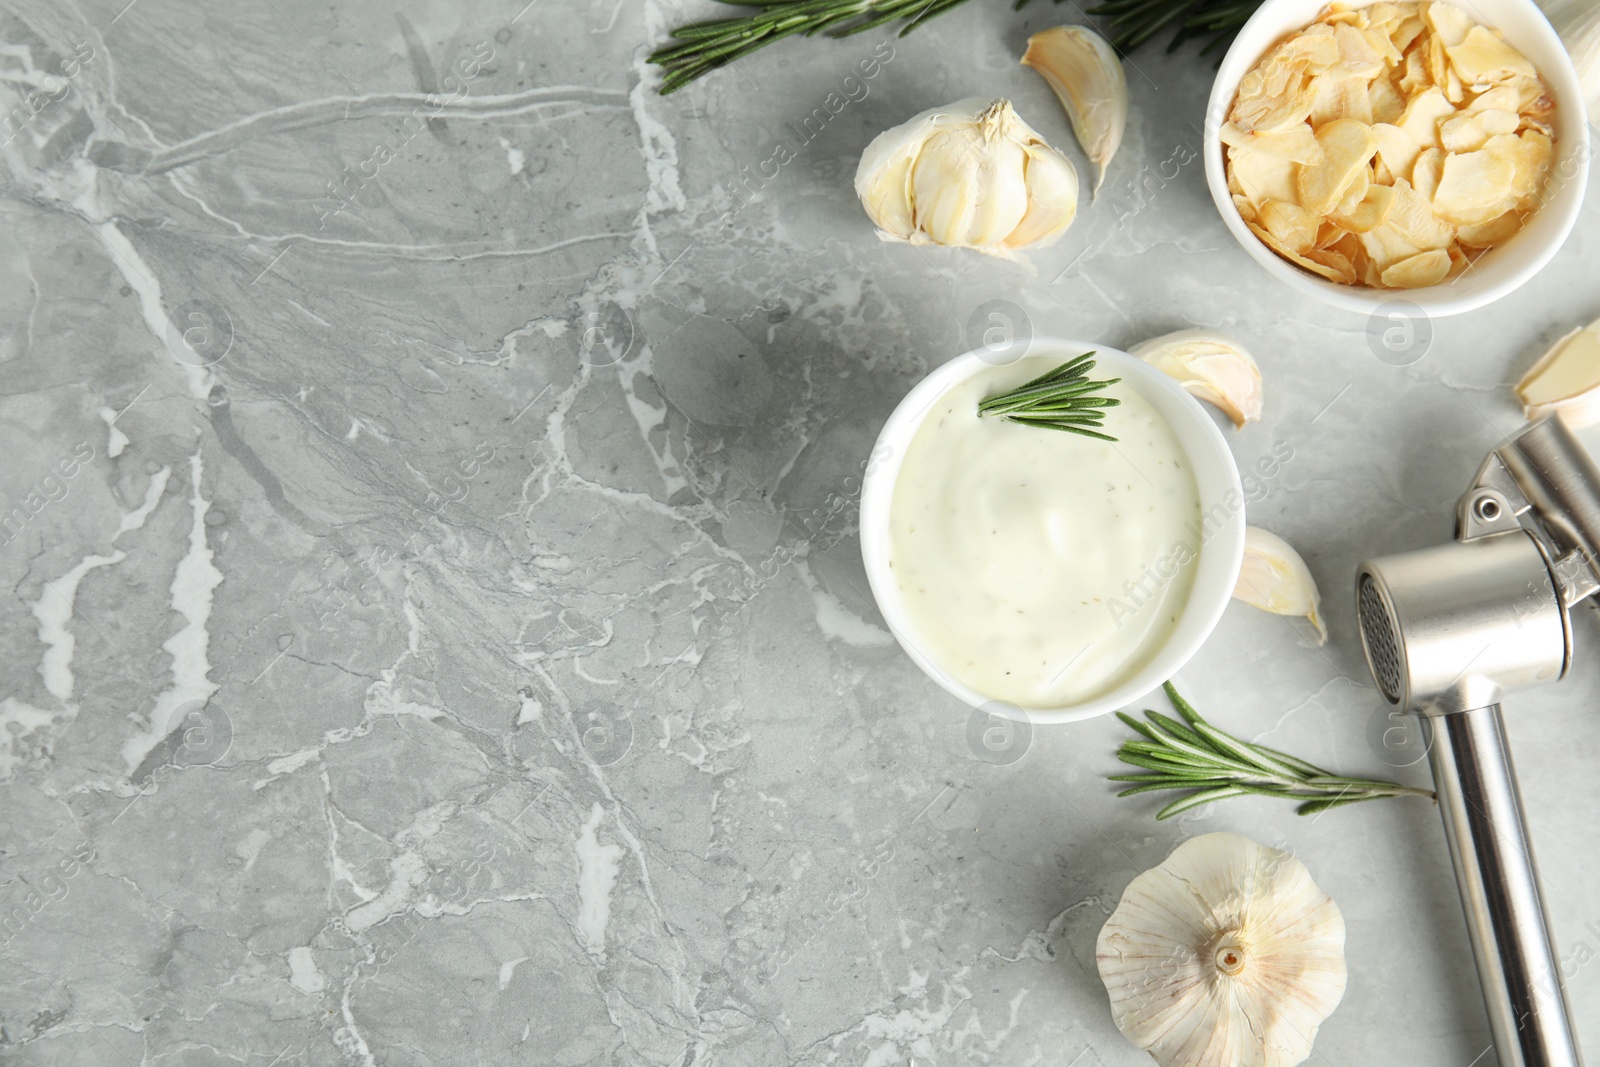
{"left": 859, "top": 338, "right": 1248, "bottom": 726}
{"left": 1203, "top": 0, "right": 1591, "bottom": 317}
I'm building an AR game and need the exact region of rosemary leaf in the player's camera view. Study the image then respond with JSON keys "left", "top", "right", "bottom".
{"left": 977, "top": 374, "right": 1108, "bottom": 405}
{"left": 1302, "top": 775, "right": 1424, "bottom": 794}
{"left": 978, "top": 379, "right": 1110, "bottom": 413}
{"left": 1026, "top": 352, "right": 1097, "bottom": 383}
{"left": 1116, "top": 741, "right": 1226, "bottom": 768}
{"left": 1156, "top": 786, "right": 1249, "bottom": 820}
{"left": 1160, "top": 680, "right": 1202, "bottom": 721}
{"left": 1116, "top": 780, "right": 1216, "bottom": 798}
{"left": 1139, "top": 710, "right": 1208, "bottom": 749}
{"left": 1189, "top": 719, "right": 1306, "bottom": 780}
{"left": 1006, "top": 421, "right": 1119, "bottom": 441}
{"left": 1112, "top": 751, "right": 1225, "bottom": 776}
{"left": 1295, "top": 794, "right": 1378, "bottom": 817}
{"left": 1247, "top": 742, "right": 1330, "bottom": 778}
{"left": 1131, "top": 717, "right": 1264, "bottom": 776}
{"left": 1115, "top": 710, "right": 1160, "bottom": 742}
{"left": 1045, "top": 396, "right": 1119, "bottom": 408}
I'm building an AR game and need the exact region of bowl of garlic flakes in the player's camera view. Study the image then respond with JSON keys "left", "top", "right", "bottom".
{"left": 1204, "top": 0, "right": 1589, "bottom": 316}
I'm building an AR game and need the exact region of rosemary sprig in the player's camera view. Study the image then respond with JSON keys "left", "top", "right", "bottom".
{"left": 1087, "top": 0, "right": 1250, "bottom": 54}
{"left": 651, "top": 0, "right": 1261, "bottom": 94}
{"left": 977, "top": 352, "right": 1121, "bottom": 441}
{"left": 650, "top": 0, "right": 972, "bottom": 95}
{"left": 1112, "top": 683, "right": 1437, "bottom": 819}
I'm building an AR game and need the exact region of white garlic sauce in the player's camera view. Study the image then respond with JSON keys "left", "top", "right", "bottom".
{"left": 888, "top": 357, "right": 1201, "bottom": 708}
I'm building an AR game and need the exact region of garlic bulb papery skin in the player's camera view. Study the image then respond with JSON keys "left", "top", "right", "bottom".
{"left": 1096, "top": 833, "right": 1348, "bottom": 1067}
{"left": 1021, "top": 26, "right": 1128, "bottom": 195}
{"left": 1517, "top": 316, "right": 1600, "bottom": 427}
{"left": 853, "top": 98, "right": 1079, "bottom": 255}
{"left": 1234, "top": 526, "right": 1328, "bottom": 645}
{"left": 1538, "top": 0, "right": 1600, "bottom": 116}
{"left": 1128, "top": 329, "right": 1263, "bottom": 429}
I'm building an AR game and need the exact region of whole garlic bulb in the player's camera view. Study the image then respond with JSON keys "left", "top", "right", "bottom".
{"left": 1096, "top": 833, "right": 1348, "bottom": 1067}
{"left": 854, "top": 98, "right": 1079, "bottom": 256}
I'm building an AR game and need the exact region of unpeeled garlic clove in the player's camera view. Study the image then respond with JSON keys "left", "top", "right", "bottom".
{"left": 854, "top": 98, "right": 1079, "bottom": 256}
{"left": 1234, "top": 526, "right": 1327, "bottom": 645}
{"left": 1022, "top": 26, "right": 1127, "bottom": 195}
{"left": 1128, "top": 329, "right": 1263, "bottom": 428}
{"left": 1543, "top": 0, "right": 1600, "bottom": 117}
{"left": 1097, "top": 832, "right": 1347, "bottom": 1067}
{"left": 1516, "top": 317, "right": 1600, "bottom": 427}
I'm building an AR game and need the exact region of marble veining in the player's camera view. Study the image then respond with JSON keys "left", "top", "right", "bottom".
{"left": 0, "top": 0, "right": 1597, "bottom": 1064}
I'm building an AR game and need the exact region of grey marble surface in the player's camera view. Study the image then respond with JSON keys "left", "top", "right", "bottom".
{"left": 1, "top": 0, "right": 1597, "bottom": 1064}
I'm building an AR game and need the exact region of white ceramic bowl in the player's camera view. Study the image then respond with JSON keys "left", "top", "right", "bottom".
{"left": 1204, "top": 0, "right": 1590, "bottom": 317}
{"left": 859, "top": 338, "right": 1247, "bottom": 725}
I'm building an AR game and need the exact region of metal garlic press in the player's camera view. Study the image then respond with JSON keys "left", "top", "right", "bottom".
{"left": 1356, "top": 416, "right": 1596, "bottom": 1067}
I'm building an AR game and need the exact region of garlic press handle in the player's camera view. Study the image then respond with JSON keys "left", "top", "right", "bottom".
{"left": 1429, "top": 704, "right": 1582, "bottom": 1067}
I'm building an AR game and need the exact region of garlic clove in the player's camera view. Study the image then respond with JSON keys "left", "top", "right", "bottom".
{"left": 908, "top": 126, "right": 982, "bottom": 245}
{"left": 1516, "top": 317, "right": 1600, "bottom": 427}
{"left": 1005, "top": 142, "right": 1080, "bottom": 248}
{"left": 856, "top": 141, "right": 920, "bottom": 241}
{"left": 913, "top": 122, "right": 1029, "bottom": 247}
{"left": 1022, "top": 26, "right": 1128, "bottom": 195}
{"left": 1129, "top": 328, "right": 1264, "bottom": 428}
{"left": 1549, "top": 0, "right": 1600, "bottom": 117}
{"left": 855, "top": 102, "right": 973, "bottom": 244}
{"left": 1234, "top": 526, "right": 1327, "bottom": 644}
{"left": 854, "top": 98, "right": 1078, "bottom": 255}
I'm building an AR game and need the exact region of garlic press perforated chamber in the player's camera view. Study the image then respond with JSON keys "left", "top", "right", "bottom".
{"left": 1356, "top": 416, "right": 1598, "bottom": 1067}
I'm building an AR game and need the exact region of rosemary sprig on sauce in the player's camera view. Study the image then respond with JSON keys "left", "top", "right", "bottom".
{"left": 1111, "top": 683, "right": 1436, "bottom": 819}
{"left": 977, "top": 352, "right": 1121, "bottom": 441}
